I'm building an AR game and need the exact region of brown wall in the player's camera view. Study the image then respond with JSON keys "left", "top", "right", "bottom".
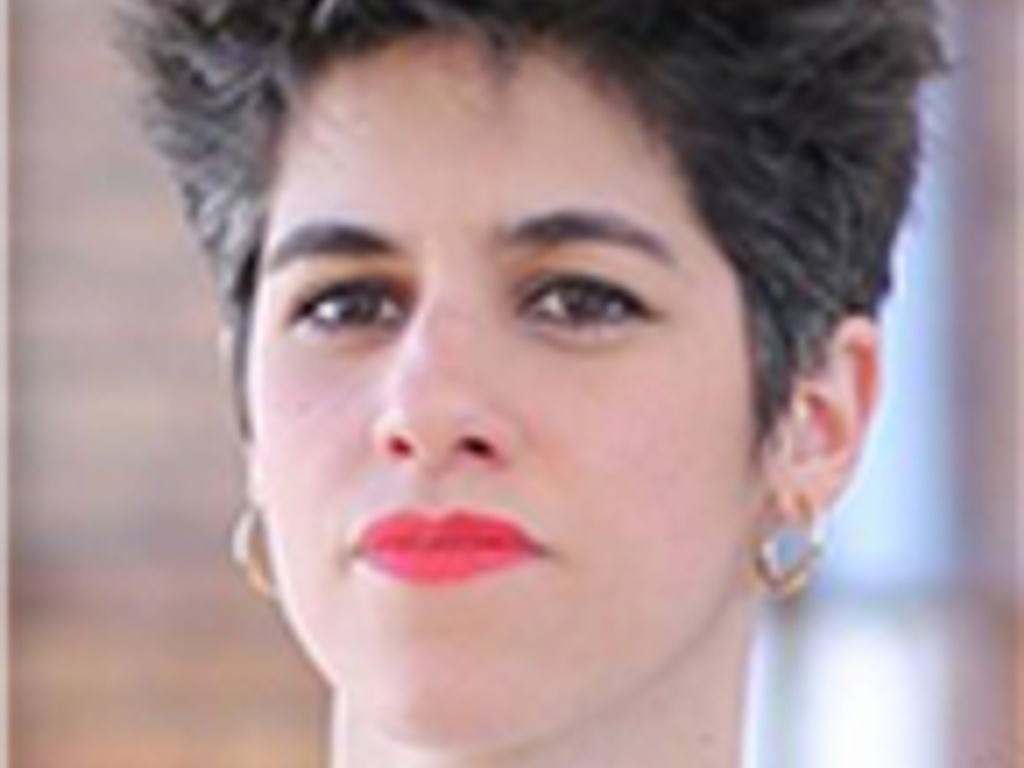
{"left": 11, "top": 1, "right": 322, "bottom": 766}
{"left": 947, "top": 1, "right": 1021, "bottom": 765}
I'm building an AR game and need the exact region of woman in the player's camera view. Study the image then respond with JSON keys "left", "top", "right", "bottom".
{"left": 125, "top": 1, "right": 944, "bottom": 766}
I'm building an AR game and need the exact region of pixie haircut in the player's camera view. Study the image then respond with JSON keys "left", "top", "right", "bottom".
{"left": 123, "top": 0, "right": 944, "bottom": 438}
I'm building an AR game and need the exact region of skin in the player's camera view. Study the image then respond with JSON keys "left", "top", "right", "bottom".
{"left": 244, "top": 36, "right": 879, "bottom": 768}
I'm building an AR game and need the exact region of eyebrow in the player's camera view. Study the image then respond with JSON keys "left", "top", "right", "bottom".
{"left": 502, "top": 210, "right": 678, "bottom": 269}
{"left": 266, "top": 222, "right": 398, "bottom": 274}
{"left": 265, "top": 208, "right": 678, "bottom": 274}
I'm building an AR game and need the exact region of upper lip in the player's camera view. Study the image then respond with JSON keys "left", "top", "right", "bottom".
{"left": 350, "top": 507, "right": 546, "bottom": 556}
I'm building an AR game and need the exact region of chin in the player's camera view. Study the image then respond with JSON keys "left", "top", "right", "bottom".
{"left": 363, "top": 677, "right": 544, "bottom": 756}
{"left": 343, "top": 649, "right": 573, "bottom": 759}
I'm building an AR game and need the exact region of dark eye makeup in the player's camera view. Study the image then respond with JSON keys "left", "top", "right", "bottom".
{"left": 518, "top": 273, "right": 655, "bottom": 328}
{"left": 287, "top": 272, "right": 656, "bottom": 339}
{"left": 291, "top": 277, "right": 406, "bottom": 333}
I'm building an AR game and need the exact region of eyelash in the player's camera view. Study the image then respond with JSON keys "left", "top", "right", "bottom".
{"left": 293, "top": 278, "right": 405, "bottom": 333}
{"left": 520, "top": 274, "right": 654, "bottom": 329}
{"left": 291, "top": 274, "right": 654, "bottom": 338}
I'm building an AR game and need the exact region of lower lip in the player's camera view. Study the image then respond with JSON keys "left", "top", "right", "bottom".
{"left": 357, "top": 512, "right": 541, "bottom": 585}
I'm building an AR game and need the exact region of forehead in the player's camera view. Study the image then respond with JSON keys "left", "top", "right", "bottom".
{"left": 299, "top": 36, "right": 531, "bottom": 130}
{"left": 293, "top": 34, "right": 653, "bottom": 133}
{"left": 278, "top": 36, "right": 672, "bottom": 177}
{"left": 267, "top": 37, "right": 688, "bottom": 244}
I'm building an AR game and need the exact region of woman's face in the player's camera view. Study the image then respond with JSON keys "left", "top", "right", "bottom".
{"left": 248, "top": 39, "right": 770, "bottom": 753}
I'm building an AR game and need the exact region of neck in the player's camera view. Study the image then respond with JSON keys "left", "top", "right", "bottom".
{"left": 328, "top": 600, "right": 754, "bottom": 768}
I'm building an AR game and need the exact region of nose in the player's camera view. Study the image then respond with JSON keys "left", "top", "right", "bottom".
{"left": 370, "top": 312, "right": 519, "bottom": 475}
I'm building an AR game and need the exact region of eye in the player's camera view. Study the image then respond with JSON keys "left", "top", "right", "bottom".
{"left": 521, "top": 274, "right": 654, "bottom": 330}
{"left": 292, "top": 278, "right": 405, "bottom": 334}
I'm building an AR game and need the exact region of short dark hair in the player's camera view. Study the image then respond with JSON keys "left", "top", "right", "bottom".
{"left": 121, "top": 0, "right": 945, "bottom": 438}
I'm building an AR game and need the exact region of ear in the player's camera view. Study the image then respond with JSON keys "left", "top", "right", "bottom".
{"left": 766, "top": 316, "right": 882, "bottom": 523}
{"left": 219, "top": 320, "right": 256, "bottom": 442}
{"left": 219, "top": 323, "right": 261, "bottom": 503}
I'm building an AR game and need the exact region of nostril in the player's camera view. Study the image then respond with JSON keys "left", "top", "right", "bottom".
{"left": 376, "top": 423, "right": 502, "bottom": 465}
{"left": 386, "top": 434, "right": 415, "bottom": 459}
{"left": 462, "top": 436, "right": 495, "bottom": 459}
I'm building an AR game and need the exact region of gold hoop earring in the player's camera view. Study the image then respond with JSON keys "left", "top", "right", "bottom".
{"left": 231, "top": 506, "right": 277, "bottom": 600}
{"left": 754, "top": 495, "right": 825, "bottom": 598}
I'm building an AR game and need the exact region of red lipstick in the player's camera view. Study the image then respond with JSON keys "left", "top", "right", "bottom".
{"left": 356, "top": 510, "right": 542, "bottom": 585}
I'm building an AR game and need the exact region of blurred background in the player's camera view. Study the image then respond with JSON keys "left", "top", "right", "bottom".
{"left": 9, "top": 1, "right": 1020, "bottom": 767}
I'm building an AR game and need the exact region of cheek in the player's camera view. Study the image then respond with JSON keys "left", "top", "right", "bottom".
{"left": 592, "top": 410, "right": 751, "bottom": 552}
{"left": 246, "top": 354, "right": 378, "bottom": 675}
{"left": 247, "top": 348, "right": 372, "bottom": 527}
{"left": 554, "top": 346, "right": 760, "bottom": 599}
